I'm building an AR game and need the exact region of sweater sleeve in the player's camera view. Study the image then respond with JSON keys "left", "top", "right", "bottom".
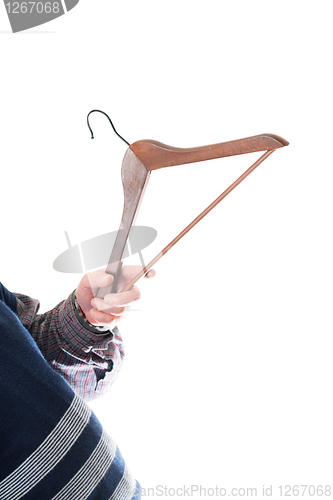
{"left": 13, "top": 291, "right": 125, "bottom": 402}
{"left": 0, "top": 293, "right": 140, "bottom": 498}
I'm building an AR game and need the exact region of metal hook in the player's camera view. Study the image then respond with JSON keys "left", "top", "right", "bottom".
{"left": 87, "top": 109, "right": 130, "bottom": 146}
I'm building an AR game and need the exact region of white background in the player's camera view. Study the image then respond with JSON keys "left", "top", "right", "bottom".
{"left": 1, "top": 1, "right": 333, "bottom": 497}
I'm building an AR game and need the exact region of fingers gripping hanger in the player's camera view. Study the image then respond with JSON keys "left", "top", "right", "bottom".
{"left": 87, "top": 110, "right": 289, "bottom": 298}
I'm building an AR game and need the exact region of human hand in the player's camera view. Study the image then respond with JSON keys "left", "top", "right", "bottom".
{"left": 75, "top": 266, "right": 156, "bottom": 328}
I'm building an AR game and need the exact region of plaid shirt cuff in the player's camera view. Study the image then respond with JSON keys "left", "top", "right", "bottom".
{"left": 14, "top": 291, "right": 125, "bottom": 401}
{"left": 58, "top": 293, "right": 120, "bottom": 358}
{"left": 71, "top": 290, "right": 111, "bottom": 335}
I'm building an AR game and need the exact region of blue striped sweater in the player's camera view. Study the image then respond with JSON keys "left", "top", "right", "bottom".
{"left": 0, "top": 283, "right": 140, "bottom": 500}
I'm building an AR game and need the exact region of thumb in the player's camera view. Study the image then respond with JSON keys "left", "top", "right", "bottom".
{"left": 80, "top": 270, "right": 114, "bottom": 293}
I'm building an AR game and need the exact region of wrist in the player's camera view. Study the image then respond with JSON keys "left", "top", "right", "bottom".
{"left": 71, "top": 290, "right": 111, "bottom": 335}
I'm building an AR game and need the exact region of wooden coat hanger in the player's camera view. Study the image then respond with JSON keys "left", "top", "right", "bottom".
{"left": 87, "top": 111, "right": 289, "bottom": 298}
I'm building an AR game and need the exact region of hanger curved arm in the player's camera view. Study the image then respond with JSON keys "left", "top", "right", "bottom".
{"left": 95, "top": 133, "right": 289, "bottom": 299}
{"left": 130, "top": 134, "right": 288, "bottom": 170}
{"left": 102, "top": 149, "right": 150, "bottom": 292}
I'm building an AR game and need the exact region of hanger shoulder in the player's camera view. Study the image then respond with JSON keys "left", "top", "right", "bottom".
{"left": 109, "top": 148, "right": 150, "bottom": 270}
{"left": 98, "top": 148, "right": 150, "bottom": 295}
{"left": 130, "top": 134, "right": 289, "bottom": 171}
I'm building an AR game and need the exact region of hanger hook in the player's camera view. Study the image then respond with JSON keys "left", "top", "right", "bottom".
{"left": 87, "top": 109, "right": 130, "bottom": 146}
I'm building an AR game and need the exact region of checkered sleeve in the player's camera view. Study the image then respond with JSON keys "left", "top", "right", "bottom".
{"left": 13, "top": 292, "right": 125, "bottom": 402}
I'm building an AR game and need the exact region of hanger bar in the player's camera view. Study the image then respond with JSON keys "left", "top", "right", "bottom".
{"left": 130, "top": 134, "right": 288, "bottom": 171}
{"left": 121, "top": 149, "right": 275, "bottom": 293}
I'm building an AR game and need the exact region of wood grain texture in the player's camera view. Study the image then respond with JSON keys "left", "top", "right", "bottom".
{"left": 96, "top": 149, "right": 150, "bottom": 298}
{"left": 130, "top": 134, "right": 289, "bottom": 171}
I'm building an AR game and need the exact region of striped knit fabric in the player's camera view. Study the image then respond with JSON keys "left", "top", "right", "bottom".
{"left": 0, "top": 283, "right": 140, "bottom": 500}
